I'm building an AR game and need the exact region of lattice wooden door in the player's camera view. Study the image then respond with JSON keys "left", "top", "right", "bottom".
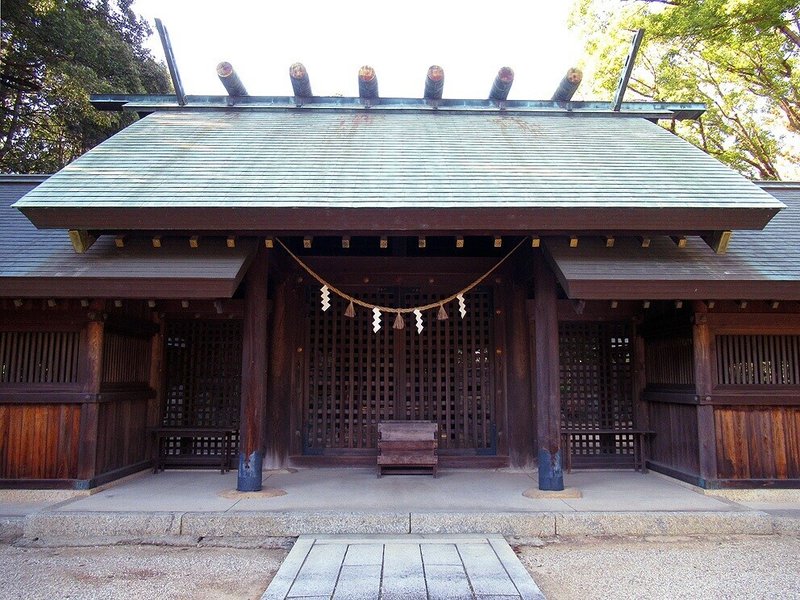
{"left": 162, "top": 319, "right": 243, "bottom": 462}
{"left": 304, "top": 287, "right": 495, "bottom": 454}
{"left": 559, "top": 321, "right": 635, "bottom": 467}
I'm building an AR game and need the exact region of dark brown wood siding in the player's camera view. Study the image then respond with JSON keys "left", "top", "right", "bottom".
{"left": 648, "top": 401, "right": 700, "bottom": 475}
{"left": 95, "top": 397, "right": 149, "bottom": 475}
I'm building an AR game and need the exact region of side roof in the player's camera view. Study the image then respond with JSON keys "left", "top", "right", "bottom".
{"left": 14, "top": 108, "right": 782, "bottom": 233}
{"left": 547, "top": 182, "right": 800, "bottom": 300}
{"left": 0, "top": 176, "right": 255, "bottom": 298}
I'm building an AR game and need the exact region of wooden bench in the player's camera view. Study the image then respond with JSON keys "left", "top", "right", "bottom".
{"left": 148, "top": 426, "right": 237, "bottom": 474}
{"left": 561, "top": 428, "right": 654, "bottom": 474}
{"left": 377, "top": 420, "right": 438, "bottom": 477}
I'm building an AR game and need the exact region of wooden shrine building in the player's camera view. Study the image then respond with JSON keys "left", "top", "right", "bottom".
{"left": 1, "top": 58, "right": 799, "bottom": 492}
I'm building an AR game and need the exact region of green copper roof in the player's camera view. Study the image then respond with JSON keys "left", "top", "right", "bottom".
{"left": 15, "top": 109, "right": 783, "bottom": 233}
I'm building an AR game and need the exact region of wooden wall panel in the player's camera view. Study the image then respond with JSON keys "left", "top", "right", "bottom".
{"left": 95, "top": 398, "right": 149, "bottom": 475}
{"left": 0, "top": 403, "right": 80, "bottom": 479}
{"left": 648, "top": 401, "right": 700, "bottom": 475}
{"left": 715, "top": 407, "right": 800, "bottom": 480}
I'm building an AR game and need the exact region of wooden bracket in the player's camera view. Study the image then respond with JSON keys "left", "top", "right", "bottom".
{"left": 638, "top": 236, "right": 651, "bottom": 248}
{"left": 670, "top": 235, "right": 688, "bottom": 248}
{"left": 68, "top": 229, "right": 96, "bottom": 253}
{"left": 702, "top": 230, "right": 731, "bottom": 254}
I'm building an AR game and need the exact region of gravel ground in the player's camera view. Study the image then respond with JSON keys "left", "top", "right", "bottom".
{"left": 2, "top": 536, "right": 799, "bottom": 599}
{"left": 0, "top": 543, "right": 288, "bottom": 600}
{"left": 518, "top": 535, "right": 800, "bottom": 600}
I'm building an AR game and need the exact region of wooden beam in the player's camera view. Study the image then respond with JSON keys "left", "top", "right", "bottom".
{"left": 68, "top": 229, "right": 96, "bottom": 253}
{"left": 693, "top": 303, "right": 718, "bottom": 482}
{"left": 702, "top": 230, "right": 732, "bottom": 254}
{"left": 227, "top": 236, "right": 237, "bottom": 248}
{"left": 154, "top": 18, "right": 187, "bottom": 105}
{"left": 78, "top": 315, "right": 104, "bottom": 480}
{"left": 605, "top": 235, "right": 615, "bottom": 248}
{"left": 533, "top": 251, "right": 564, "bottom": 491}
{"left": 612, "top": 28, "right": 645, "bottom": 111}
{"left": 238, "top": 245, "right": 268, "bottom": 491}
{"left": 671, "top": 235, "right": 688, "bottom": 248}
{"left": 114, "top": 235, "right": 126, "bottom": 248}
{"left": 639, "top": 236, "right": 651, "bottom": 248}
{"left": 152, "top": 235, "right": 162, "bottom": 248}
{"left": 189, "top": 235, "right": 200, "bottom": 248}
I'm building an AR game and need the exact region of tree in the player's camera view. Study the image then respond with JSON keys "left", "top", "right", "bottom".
{"left": 0, "top": 0, "right": 172, "bottom": 173}
{"left": 570, "top": 0, "right": 800, "bottom": 180}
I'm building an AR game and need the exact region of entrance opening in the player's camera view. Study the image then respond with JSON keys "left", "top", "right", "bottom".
{"left": 559, "top": 321, "right": 636, "bottom": 468}
{"left": 160, "top": 319, "right": 242, "bottom": 467}
{"left": 303, "top": 287, "right": 496, "bottom": 456}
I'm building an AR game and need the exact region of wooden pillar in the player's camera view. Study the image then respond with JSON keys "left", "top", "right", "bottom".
{"left": 693, "top": 301, "right": 718, "bottom": 484}
{"left": 77, "top": 309, "right": 105, "bottom": 482}
{"left": 533, "top": 251, "right": 564, "bottom": 490}
{"left": 238, "top": 245, "right": 269, "bottom": 491}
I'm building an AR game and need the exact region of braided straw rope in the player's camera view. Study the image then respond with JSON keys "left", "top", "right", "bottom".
{"left": 276, "top": 236, "right": 529, "bottom": 314}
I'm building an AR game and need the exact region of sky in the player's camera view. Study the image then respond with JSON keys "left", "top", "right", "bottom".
{"left": 132, "top": 1, "right": 586, "bottom": 100}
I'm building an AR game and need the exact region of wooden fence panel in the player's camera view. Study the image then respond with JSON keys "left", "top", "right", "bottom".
{"left": 715, "top": 407, "right": 800, "bottom": 480}
{"left": 0, "top": 404, "right": 80, "bottom": 479}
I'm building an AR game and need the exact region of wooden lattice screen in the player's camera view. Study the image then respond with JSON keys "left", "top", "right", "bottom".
{"left": 162, "top": 319, "right": 243, "bottom": 461}
{"left": 717, "top": 334, "right": 800, "bottom": 385}
{"left": 559, "top": 321, "right": 635, "bottom": 466}
{"left": 0, "top": 331, "right": 80, "bottom": 384}
{"left": 305, "top": 287, "right": 495, "bottom": 454}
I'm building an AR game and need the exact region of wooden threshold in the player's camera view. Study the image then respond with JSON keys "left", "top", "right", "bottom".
{"left": 289, "top": 454, "right": 508, "bottom": 469}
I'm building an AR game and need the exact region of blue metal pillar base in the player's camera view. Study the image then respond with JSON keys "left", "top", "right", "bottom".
{"left": 237, "top": 451, "right": 263, "bottom": 492}
{"left": 538, "top": 448, "right": 564, "bottom": 491}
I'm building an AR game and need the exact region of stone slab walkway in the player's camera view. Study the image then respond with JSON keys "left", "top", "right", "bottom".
{"left": 262, "top": 534, "right": 545, "bottom": 600}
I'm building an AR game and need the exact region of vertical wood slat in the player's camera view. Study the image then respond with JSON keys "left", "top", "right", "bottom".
{"left": 717, "top": 333, "right": 800, "bottom": 386}
{"left": 0, "top": 331, "right": 80, "bottom": 384}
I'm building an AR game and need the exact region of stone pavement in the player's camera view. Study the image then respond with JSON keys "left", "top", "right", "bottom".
{"left": 262, "top": 534, "right": 544, "bottom": 600}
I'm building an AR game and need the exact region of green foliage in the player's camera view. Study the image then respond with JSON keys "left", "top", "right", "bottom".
{"left": 571, "top": 0, "right": 800, "bottom": 180}
{"left": 0, "top": 0, "right": 172, "bottom": 173}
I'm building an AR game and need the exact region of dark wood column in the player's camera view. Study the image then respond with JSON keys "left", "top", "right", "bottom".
{"left": 533, "top": 251, "right": 564, "bottom": 490}
{"left": 238, "top": 245, "right": 269, "bottom": 491}
{"left": 77, "top": 306, "right": 105, "bottom": 482}
{"left": 693, "top": 301, "right": 718, "bottom": 483}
